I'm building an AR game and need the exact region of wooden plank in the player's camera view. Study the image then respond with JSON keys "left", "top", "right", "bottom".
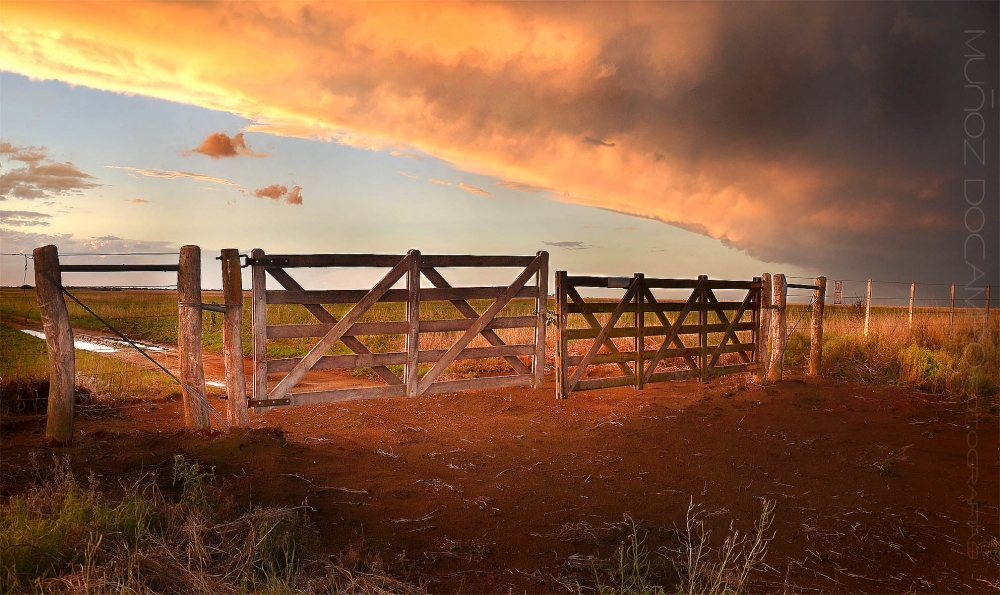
{"left": 265, "top": 267, "right": 403, "bottom": 386}
{"left": 637, "top": 279, "right": 702, "bottom": 289}
{"left": 251, "top": 253, "right": 536, "bottom": 269}
{"left": 566, "top": 286, "right": 635, "bottom": 378}
{"left": 566, "top": 279, "right": 638, "bottom": 391}
{"left": 405, "top": 251, "right": 421, "bottom": 397}
{"left": 755, "top": 274, "right": 771, "bottom": 383}
{"left": 565, "top": 275, "right": 636, "bottom": 287}
{"left": 421, "top": 255, "right": 535, "bottom": 268}
{"left": 422, "top": 374, "right": 534, "bottom": 396}
{"left": 566, "top": 351, "right": 639, "bottom": 366}
{"left": 636, "top": 274, "right": 644, "bottom": 390}
{"left": 648, "top": 369, "right": 701, "bottom": 383}
{"left": 266, "top": 285, "right": 537, "bottom": 305}
{"left": 220, "top": 248, "right": 248, "bottom": 428}
{"left": 60, "top": 264, "right": 180, "bottom": 272}
{"left": 33, "top": 245, "right": 75, "bottom": 446}
{"left": 418, "top": 254, "right": 543, "bottom": 394}
{"left": 700, "top": 281, "right": 708, "bottom": 382}
{"left": 251, "top": 249, "right": 269, "bottom": 411}
{"left": 533, "top": 252, "right": 548, "bottom": 388}
{"left": 178, "top": 245, "right": 211, "bottom": 430}
{"left": 555, "top": 271, "right": 568, "bottom": 399}
{"left": 253, "top": 254, "right": 405, "bottom": 268}
{"left": 564, "top": 321, "right": 752, "bottom": 340}
{"left": 420, "top": 267, "right": 531, "bottom": 376}
{"left": 268, "top": 344, "right": 538, "bottom": 372}
{"left": 290, "top": 384, "right": 407, "bottom": 406}
{"left": 268, "top": 316, "right": 537, "bottom": 339}
{"left": 575, "top": 376, "right": 636, "bottom": 391}
{"left": 269, "top": 252, "right": 412, "bottom": 401}
{"left": 642, "top": 278, "right": 704, "bottom": 384}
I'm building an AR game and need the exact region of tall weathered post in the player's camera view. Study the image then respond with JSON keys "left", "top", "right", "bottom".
{"left": 864, "top": 279, "right": 872, "bottom": 338}
{"left": 178, "top": 245, "right": 211, "bottom": 430}
{"left": 555, "top": 270, "right": 568, "bottom": 399}
{"left": 809, "top": 276, "right": 826, "bottom": 376}
{"left": 404, "top": 250, "right": 421, "bottom": 398}
{"left": 532, "top": 252, "right": 549, "bottom": 389}
{"left": 908, "top": 282, "right": 915, "bottom": 330}
{"left": 834, "top": 280, "right": 842, "bottom": 305}
{"left": 220, "top": 249, "right": 248, "bottom": 427}
{"left": 33, "top": 245, "right": 75, "bottom": 446}
{"left": 766, "top": 274, "right": 786, "bottom": 382}
{"left": 755, "top": 273, "right": 772, "bottom": 383}
{"left": 987, "top": 285, "right": 992, "bottom": 324}
{"left": 949, "top": 282, "right": 956, "bottom": 335}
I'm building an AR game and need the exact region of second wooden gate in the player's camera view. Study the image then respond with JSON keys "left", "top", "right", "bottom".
{"left": 555, "top": 273, "right": 762, "bottom": 398}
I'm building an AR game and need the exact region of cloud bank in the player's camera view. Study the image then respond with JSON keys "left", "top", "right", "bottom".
{"left": 1, "top": 2, "right": 997, "bottom": 280}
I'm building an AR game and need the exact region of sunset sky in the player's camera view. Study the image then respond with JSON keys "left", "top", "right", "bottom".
{"left": 1, "top": 2, "right": 997, "bottom": 302}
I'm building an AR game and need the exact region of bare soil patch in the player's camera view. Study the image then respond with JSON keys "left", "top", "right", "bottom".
{"left": 2, "top": 365, "right": 997, "bottom": 592}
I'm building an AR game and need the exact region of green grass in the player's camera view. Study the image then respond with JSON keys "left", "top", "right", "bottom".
{"left": 0, "top": 323, "right": 174, "bottom": 408}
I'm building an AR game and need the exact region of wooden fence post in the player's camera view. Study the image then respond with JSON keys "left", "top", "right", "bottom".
{"left": 949, "top": 282, "right": 956, "bottom": 335}
{"left": 699, "top": 275, "right": 709, "bottom": 383}
{"left": 834, "top": 280, "right": 842, "bottom": 305}
{"left": 221, "top": 249, "right": 248, "bottom": 427}
{"left": 766, "top": 274, "right": 786, "bottom": 382}
{"left": 555, "top": 270, "right": 568, "bottom": 399}
{"left": 755, "top": 273, "right": 771, "bottom": 383}
{"left": 864, "top": 279, "right": 872, "bottom": 338}
{"left": 635, "top": 273, "right": 645, "bottom": 390}
{"left": 809, "top": 276, "right": 826, "bottom": 376}
{"left": 33, "top": 245, "right": 75, "bottom": 446}
{"left": 178, "top": 245, "right": 211, "bottom": 430}
{"left": 987, "top": 285, "right": 992, "bottom": 324}
{"left": 909, "top": 282, "right": 915, "bottom": 330}
{"left": 405, "top": 250, "right": 421, "bottom": 397}
{"left": 250, "top": 249, "right": 268, "bottom": 411}
{"left": 532, "top": 252, "right": 549, "bottom": 389}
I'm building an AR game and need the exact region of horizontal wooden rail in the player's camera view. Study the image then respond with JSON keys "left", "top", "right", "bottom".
{"left": 267, "top": 344, "right": 535, "bottom": 373}
{"left": 787, "top": 283, "right": 820, "bottom": 290}
{"left": 266, "top": 286, "right": 537, "bottom": 305}
{"left": 267, "top": 315, "right": 536, "bottom": 339}
{"left": 60, "top": 264, "right": 180, "bottom": 272}
{"left": 249, "top": 254, "right": 537, "bottom": 269}
{"left": 567, "top": 300, "right": 747, "bottom": 314}
{"left": 564, "top": 321, "right": 754, "bottom": 340}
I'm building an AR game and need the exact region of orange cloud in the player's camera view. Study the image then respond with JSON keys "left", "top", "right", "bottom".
{"left": 253, "top": 184, "right": 303, "bottom": 205}
{"left": 189, "top": 132, "right": 265, "bottom": 158}
{"left": 0, "top": 2, "right": 983, "bottom": 276}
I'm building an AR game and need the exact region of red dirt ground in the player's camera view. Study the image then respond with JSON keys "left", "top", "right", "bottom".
{"left": 3, "top": 360, "right": 999, "bottom": 593}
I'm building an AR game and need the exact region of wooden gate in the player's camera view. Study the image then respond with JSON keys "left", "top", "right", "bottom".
{"left": 248, "top": 250, "right": 548, "bottom": 408}
{"left": 555, "top": 273, "right": 762, "bottom": 398}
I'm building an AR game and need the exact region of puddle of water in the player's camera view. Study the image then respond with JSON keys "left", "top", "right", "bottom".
{"left": 20, "top": 329, "right": 166, "bottom": 354}
{"left": 20, "top": 329, "right": 116, "bottom": 353}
